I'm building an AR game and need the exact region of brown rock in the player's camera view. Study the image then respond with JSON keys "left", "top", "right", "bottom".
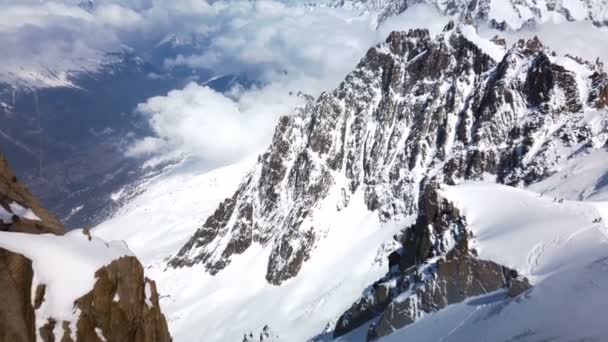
{"left": 508, "top": 277, "right": 532, "bottom": 298}
{"left": 0, "top": 249, "right": 36, "bottom": 342}
{"left": 369, "top": 255, "right": 520, "bottom": 340}
{"left": 39, "top": 319, "right": 57, "bottom": 342}
{"left": 73, "top": 256, "right": 171, "bottom": 342}
{"left": 34, "top": 284, "right": 46, "bottom": 310}
{"left": 0, "top": 153, "right": 64, "bottom": 235}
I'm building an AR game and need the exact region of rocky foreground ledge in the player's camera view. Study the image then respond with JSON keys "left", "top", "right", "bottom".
{"left": 0, "top": 153, "right": 171, "bottom": 342}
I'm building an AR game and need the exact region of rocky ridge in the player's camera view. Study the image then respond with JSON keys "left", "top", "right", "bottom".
{"left": 169, "top": 21, "right": 608, "bottom": 288}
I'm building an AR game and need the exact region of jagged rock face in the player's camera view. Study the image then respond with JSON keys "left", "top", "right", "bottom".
{"left": 36, "top": 258, "right": 172, "bottom": 342}
{"left": 330, "top": 0, "right": 608, "bottom": 29}
{"left": 368, "top": 250, "right": 529, "bottom": 340}
{"left": 335, "top": 185, "right": 531, "bottom": 340}
{"left": 68, "top": 257, "right": 170, "bottom": 342}
{"left": 170, "top": 24, "right": 608, "bottom": 286}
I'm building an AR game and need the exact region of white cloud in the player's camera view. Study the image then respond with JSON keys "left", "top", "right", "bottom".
{"left": 127, "top": 81, "right": 305, "bottom": 166}
{"left": 0, "top": 0, "right": 453, "bottom": 166}
{"left": 130, "top": 83, "right": 251, "bottom": 163}
{"left": 0, "top": 1, "right": 142, "bottom": 87}
{"left": 162, "top": 1, "right": 378, "bottom": 84}
{"left": 95, "top": 3, "right": 143, "bottom": 28}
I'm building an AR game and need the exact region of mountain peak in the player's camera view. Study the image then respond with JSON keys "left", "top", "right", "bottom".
{"left": 167, "top": 26, "right": 607, "bottom": 289}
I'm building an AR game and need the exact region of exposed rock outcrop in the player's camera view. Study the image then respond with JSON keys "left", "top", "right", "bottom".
{"left": 0, "top": 247, "right": 36, "bottom": 342}
{"left": 242, "top": 325, "right": 280, "bottom": 342}
{"left": 70, "top": 257, "right": 171, "bottom": 342}
{"left": 0, "top": 153, "right": 63, "bottom": 235}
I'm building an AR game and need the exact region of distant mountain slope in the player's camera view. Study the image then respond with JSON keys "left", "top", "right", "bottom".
{"left": 0, "top": 47, "right": 238, "bottom": 229}
{"left": 330, "top": 0, "right": 608, "bottom": 28}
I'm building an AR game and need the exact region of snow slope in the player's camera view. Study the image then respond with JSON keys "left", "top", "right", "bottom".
{"left": 442, "top": 183, "right": 608, "bottom": 283}
{"left": 94, "top": 158, "right": 411, "bottom": 341}
{"left": 338, "top": 182, "right": 608, "bottom": 341}
{"left": 528, "top": 149, "right": 608, "bottom": 201}
{"left": 94, "top": 159, "right": 256, "bottom": 267}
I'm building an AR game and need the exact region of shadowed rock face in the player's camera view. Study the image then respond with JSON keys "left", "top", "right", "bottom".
{"left": 0, "top": 153, "right": 172, "bottom": 342}
{"left": 170, "top": 23, "right": 608, "bottom": 286}
{"left": 0, "top": 248, "right": 36, "bottom": 342}
{"left": 334, "top": 184, "right": 531, "bottom": 340}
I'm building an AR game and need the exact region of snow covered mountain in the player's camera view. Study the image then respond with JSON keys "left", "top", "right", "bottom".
{"left": 331, "top": 0, "right": 608, "bottom": 29}
{"left": 93, "top": 19, "right": 608, "bottom": 342}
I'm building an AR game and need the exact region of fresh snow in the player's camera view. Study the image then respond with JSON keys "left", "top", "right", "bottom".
{"left": 0, "top": 205, "right": 13, "bottom": 224}
{"left": 528, "top": 149, "right": 608, "bottom": 201}
{"left": 0, "top": 229, "right": 133, "bottom": 339}
{"left": 144, "top": 282, "right": 153, "bottom": 308}
{"left": 95, "top": 158, "right": 256, "bottom": 266}
{"left": 459, "top": 25, "right": 506, "bottom": 61}
{"left": 441, "top": 183, "right": 608, "bottom": 282}
{"left": 0, "top": 201, "right": 41, "bottom": 223}
{"left": 95, "top": 327, "right": 107, "bottom": 342}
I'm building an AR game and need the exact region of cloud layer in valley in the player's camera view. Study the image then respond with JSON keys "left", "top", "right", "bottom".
{"left": 4, "top": 0, "right": 608, "bottom": 168}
